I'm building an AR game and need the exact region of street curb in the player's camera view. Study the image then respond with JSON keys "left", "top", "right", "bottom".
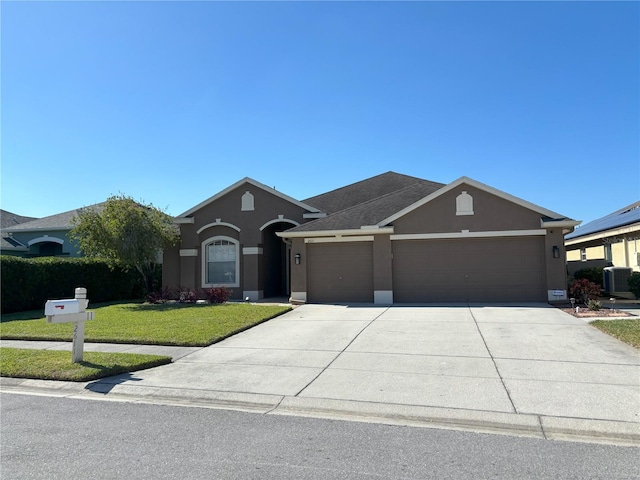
{"left": 273, "top": 397, "right": 640, "bottom": 446}
{"left": 3, "top": 378, "right": 638, "bottom": 446}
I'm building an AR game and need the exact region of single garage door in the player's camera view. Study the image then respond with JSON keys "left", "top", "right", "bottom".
{"left": 393, "top": 237, "right": 545, "bottom": 303}
{"left": 308, "top": 242, "right": 374, "bottom": 303}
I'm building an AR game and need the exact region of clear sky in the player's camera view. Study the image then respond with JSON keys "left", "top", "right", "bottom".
{"left": 2, "top": 1, "right": 638, "bottom": 227}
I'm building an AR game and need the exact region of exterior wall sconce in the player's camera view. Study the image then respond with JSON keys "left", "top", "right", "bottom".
{"left": 552, "top": 246, "right": 560, "bottom": 258}
{"left": 294, "top": 253, "right": 301, "bottom": 265}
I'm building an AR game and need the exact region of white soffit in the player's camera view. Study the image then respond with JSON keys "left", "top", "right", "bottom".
{"left": 277, "top": 227, "right": 394, "bottom": 239}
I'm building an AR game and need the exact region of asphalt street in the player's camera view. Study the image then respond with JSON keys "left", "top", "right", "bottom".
{"left": 2, "top": 394, "right": 639, "bottom": 480}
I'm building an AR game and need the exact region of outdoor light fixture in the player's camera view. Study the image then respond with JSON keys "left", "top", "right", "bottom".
{"left": 294, "top": 253, "right": 301, "bottom": 265}
{"left": 552, "top": 246, "right": 560, "bottom": 258}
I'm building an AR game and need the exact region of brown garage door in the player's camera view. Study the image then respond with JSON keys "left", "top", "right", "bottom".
{"left": 393, "top": 237, "right": 545, "bottom": 302}
{"left": 308, "top": 242, "right": 374, "bottom": 303}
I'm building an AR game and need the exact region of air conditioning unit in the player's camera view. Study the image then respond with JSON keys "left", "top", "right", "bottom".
{"left": 603, "top": 267, "right": 632, "bottom": 294}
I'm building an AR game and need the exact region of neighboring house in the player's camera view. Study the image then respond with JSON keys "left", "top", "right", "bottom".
{"left": 565, "top": 201, "right": 640, "bottom": 275}
{"left": 164, "top": 172, "right": 579, "bottom": 304}
{"left": 0, "top": 204, "right": 103, "bottom": 258}
{"left": 1, "top": 210, "right": 38, "bottom": 256}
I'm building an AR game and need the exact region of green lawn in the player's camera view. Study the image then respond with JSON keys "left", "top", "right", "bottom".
{"left": 1, "top": 302, "right": 291, "bottom": 346}
{"left": 591, "top": 319, "right": 640, "bottom": 348}
{"left": 0, "top": 348, "right": 171, "bottom": 381}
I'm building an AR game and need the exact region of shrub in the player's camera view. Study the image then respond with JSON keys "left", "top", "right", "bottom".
{"left": 201, "top": 287, "right": 232, "bottom": 304}
{"left": 177, "top": 287, "right": 198, "bottom": 303}
{"left": 569, "top": 278, "right": 602, "bottom": 305}
{"left": 587, "top": 299, "right": 602, "bottom": 311}
{"left": 628, "top": 272, "right": 640, "bottom": 299}
{"left": 146, "top": 286, "right": 176, "bottom": 304}
{"left": 573, "top": 267, "right": 604, "bottom": 287}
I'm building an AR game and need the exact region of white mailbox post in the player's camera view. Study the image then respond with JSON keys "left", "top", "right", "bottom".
{"left": 45, "top": 288, "right": 95, "bottom": 363}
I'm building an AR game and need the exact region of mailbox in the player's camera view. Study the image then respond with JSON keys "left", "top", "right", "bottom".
{"left": 45, "top": 299, "right": 81, "bottom": 316}
{"left": 44, "top": 288, "right": 95, "bottom": 362}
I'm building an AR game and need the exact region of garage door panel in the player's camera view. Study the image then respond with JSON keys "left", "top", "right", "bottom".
{"left": 393, "top": 238, "right": 545, "bottom": 303}
{"left": 308, "top": 243, "right": 373, "bottom": 303}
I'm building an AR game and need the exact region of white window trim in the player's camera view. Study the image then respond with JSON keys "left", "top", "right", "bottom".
{"left": 27, "top": 236, "right": 64, "bottom": 247}
{"left": 201, "top": 236, "right": 240, "bottom": 288}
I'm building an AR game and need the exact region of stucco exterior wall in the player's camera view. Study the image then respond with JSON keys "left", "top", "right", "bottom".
{"left": 393, "top": 185, "right": 543, "bottom": 234}
{"left": 164, "top": 182, "right": 312, "bottom": 300}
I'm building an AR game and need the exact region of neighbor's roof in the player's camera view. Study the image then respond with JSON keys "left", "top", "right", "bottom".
{"left": 0, "top": 210, "right": 38, "bottom": 230}
{"left": 2, "top": 204, "right": 105, "bottom": 233}
{"left": 565, "top": 201, "right": 640, "bottom": 240}
{"left": 1, "top": 210, "right": 39, "bottom": 250}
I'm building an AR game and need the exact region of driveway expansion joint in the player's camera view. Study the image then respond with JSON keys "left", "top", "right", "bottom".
{"left": 468, "top": 307, "right": 518, "bottom": 414}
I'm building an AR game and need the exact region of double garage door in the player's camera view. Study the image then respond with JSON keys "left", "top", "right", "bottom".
{"left": 393, "top": 237, "right": 546, "bottom": 303}
{"left": 308, "top": 237, "right": 546, "bottom": 303}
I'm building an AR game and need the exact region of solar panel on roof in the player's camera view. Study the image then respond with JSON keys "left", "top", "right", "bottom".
{"left": 565, "top": 202, "right": 640, "bottom": 239}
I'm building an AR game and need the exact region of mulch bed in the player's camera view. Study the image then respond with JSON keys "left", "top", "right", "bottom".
{"left": 554, "top": 302, "right": 636, "bottom": 319}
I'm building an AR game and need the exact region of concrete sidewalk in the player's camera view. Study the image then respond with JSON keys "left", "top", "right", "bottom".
{"left": 2, "top": 304, "right": 639, "bottom": 446}
{"left": 0, "top": 340, "right": 201, "bottom": 361}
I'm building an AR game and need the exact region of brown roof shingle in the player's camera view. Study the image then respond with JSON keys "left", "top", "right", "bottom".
{"left": 289, "top": 172, "right": 445, "bottom": 232}
{"left": 303, "top": 171, "right": 443, "bottom": 215}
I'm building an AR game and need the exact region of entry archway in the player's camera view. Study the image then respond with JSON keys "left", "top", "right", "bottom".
{"left": 261, "top": 221, "right": 296, "bottom": 298}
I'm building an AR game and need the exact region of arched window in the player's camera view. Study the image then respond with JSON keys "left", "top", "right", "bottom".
{"left": 202, "top": 236, "right": 239, "bottom": 287}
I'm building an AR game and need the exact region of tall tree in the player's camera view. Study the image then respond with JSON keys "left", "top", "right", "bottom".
{"left": 70, "top": 195, "right": 179, "bottom": 293}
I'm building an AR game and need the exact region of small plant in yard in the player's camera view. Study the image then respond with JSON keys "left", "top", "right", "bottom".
{"left": 587, "top": 299, "right": 602, "bottom": 311}
{"left": 177, "top": 286, "right": 198, "bottom": 303}
{"left": 146, "top": 286, "right": 176, "bottom": 304}
{"left": 201, "top": 287, "right": 232, "bottom": 304}
{"left": 569, "top": 278, "right": 601, "bottom": 305}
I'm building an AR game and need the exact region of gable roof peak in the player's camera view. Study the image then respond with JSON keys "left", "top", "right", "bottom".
{"left": 377, "top": 175, "right": 572, "bottom": 227}
{"left": 178, "top": 176, "right": 320, "bottom": 217}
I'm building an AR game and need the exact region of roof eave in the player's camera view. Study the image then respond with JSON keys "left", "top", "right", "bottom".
{"left": 2, "top": 226, "right": 72, "bottom": 233}
{"left": 541, "top": 219, "right": 581, "bottom": 229}
{"left": 277, "top": 227, "right": 394, "bottom": 238}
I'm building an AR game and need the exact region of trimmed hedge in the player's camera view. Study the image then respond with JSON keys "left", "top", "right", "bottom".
{"left": 629, "top": 272, "right": 640, "bottom": 299}
{"left": 573, "top": 267, "right": 604, "bottom": 287}
{"left": 1, "top": 256, "right": 154, "bottom": 314}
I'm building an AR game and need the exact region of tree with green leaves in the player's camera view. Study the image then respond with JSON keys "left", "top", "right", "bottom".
{"left": 70, "top": 195, "right": 179, "bottom": 294}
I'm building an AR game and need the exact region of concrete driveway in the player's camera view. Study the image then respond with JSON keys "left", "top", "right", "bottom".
{"left": 6, "top": 304, "right": 638, "bottom": 443}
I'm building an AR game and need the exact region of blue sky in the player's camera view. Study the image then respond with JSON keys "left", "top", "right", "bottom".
{"left": 2, "top": 1, "right": 638, "bottom": 226}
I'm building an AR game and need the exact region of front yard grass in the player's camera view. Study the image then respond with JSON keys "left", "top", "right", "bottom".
{"left": 1, "top": 302, "right": 291, "bottom": 347}
{"left": 0, "top": 348, "right": 171, "bottom": 381}
{"left": 591, "top": 319, "right": 640, "bottom": 348}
